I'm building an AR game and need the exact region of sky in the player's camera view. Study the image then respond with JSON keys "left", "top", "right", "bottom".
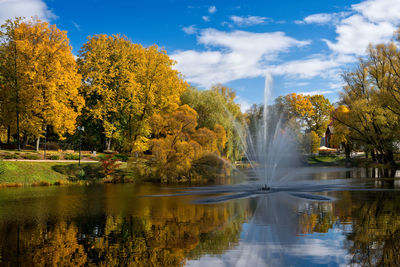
{"left": 1, "top": 0, "right": 400, "bottom": 111}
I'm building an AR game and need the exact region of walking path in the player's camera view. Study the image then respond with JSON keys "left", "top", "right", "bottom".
{"left": 3, "top": 159, "right": 99, "bottom": 163}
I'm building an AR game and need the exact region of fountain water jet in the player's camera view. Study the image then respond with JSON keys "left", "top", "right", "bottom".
{"left": 244, "top": 73, "right": 301, "bottom": 189}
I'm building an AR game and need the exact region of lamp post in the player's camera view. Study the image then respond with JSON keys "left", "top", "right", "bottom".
{"left": 77, "top": 126, "right": 85, "bottom": 166}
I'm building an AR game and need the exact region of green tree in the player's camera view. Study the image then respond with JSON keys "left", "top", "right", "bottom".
{"left": 181, "top": 86, "right": 245, "bottom": 161}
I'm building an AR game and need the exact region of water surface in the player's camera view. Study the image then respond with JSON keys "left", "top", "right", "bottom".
{"left": 0, "top": 167, "right": 399, "bottom": 266}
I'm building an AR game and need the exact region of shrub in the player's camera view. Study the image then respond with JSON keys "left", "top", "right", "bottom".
{"left": 54, "top": 180, "right": 65, "bottom": 185}
{"left": 113, "top": 154, "right": 129, "bottom": 162}
{"left": 65, "top": 154, "right": 80, "bottom": 160}
{"left": 96, "top": 154, "right": 106, "bottom": 161}
{"left": 3, "top": 154, "right": 19, "bottom": 159}
{"left": 77, "top": 169, "right": 86, "bottom": 179}
{"left": 24, "top": 154, "right": 41, "bottom": 160}
{"left": 48, "top": 155, "right": 60, "bottom": 160}
{"left": 32, "top": 181, "right": 50, "bottom": 186}
{"left": 100, "top": 152, "right": 121, "bottom": 177}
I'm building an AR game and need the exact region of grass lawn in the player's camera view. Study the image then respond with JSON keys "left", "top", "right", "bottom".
{"left": 308, "top": 155, "right": 345, "bottom": 165}
{"left": 0, "top": 161, "right": 102, "bottom": 185}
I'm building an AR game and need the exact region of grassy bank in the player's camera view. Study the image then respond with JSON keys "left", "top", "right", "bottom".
{"left": 0, "top": 161, "right": 103, "bottom": 186}
{"left": 308, "top": 155, "right": 346, "bottom": 166}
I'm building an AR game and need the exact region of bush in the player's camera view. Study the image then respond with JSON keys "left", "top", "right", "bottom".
{"left": 100, "top": 152, "right": 121, "bottom": 177}
{"left": 24, "top": 154, "right": 41, "bottom": 160}
{"left": 77, "top": 168, "right": 86, "bottom": 179}
{"left": 48, "top": 155, "right": 60, "bottom": 160}
{"left": 96, "top": 154, "right": 106, "bottom": 161}
{"left": 113, "top": 154, "right": 129, "bottom": 162}
{"left": 3, "top": 154, "right": 19, "bottom": 159}
{"left": 65, "top": 154, "right": 80, "bottom": 160}
{"left": 32, "top": 181, "right": 50, "bottom": 186}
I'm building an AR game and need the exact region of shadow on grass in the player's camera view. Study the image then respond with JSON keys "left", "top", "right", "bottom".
{"left": 51, "top": 163, "right": 104, "bottom": 181}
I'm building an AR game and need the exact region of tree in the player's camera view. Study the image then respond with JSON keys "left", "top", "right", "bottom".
{"left": 181, "top": 86, "right": 245, "bottom": 161}
{"left": 78, "top": 34, "right": 141, "bottom": 151}
{"left": 337, "top": 63, "right": 399, "bottom": 167}
{"left": 0, "top": 18, "right": 24, "bottom": 149}
{"left": 283, "top": 93, "right": 333, "bottom": 137}
{"left": 148, "top": 104, "right": 200, "bottom": 181}
{"left": 0, "top": 18, "right": 84, "bottom": 150}
{"left": 79, "top": 35, "right": 187, "bottom": 152}
{"left": 331, "top": 106, "right": 353, "bottom": 158}
{"left": 306, "top": 95, "right": 334, "bottom": 137}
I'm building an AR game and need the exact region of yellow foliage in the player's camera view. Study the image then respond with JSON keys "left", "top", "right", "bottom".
{"left": 285, "top": 93, "right": 314, "bottom": 118}
{"left": 79, "top": 35, "right": 188, "bottom": 152}
{"left": 0, "top": 18, "right": 84, "bottom": 139}
{"left": 214, "top": 124, "right": 227, "bottom": 155}
{"left": 192, "top": 127, "right": 218, "bottom": 153}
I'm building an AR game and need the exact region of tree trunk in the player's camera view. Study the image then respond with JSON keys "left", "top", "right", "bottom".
{"left": 344, "top": 143, "right": 351, "bottom": 159}
{"left": 371, "top": 150, "right": 377, "bottom": 162}
{"left": 36, "top": 136, "right": 40, "bottom": 152}
{"left": 384, "top": 150, "right": 397, "bottom": 169}
{"left": 106, "top": 138, "right": 112, "bottom": 151}
{"left": 22, "top": 134, "right": 28, "bottom": 149}
{"left": 7, "top": 126, "right": 10, "bottom": 144}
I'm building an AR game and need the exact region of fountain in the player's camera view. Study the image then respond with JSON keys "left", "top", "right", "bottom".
{"left": 243, "top": 73, "right": 302, "bottom": 190}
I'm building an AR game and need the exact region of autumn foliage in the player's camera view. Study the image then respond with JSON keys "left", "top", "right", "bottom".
{"left": 147, "top": 104, "right": 228, "bottom": 182}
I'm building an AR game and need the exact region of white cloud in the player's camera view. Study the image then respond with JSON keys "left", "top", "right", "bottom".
{"left": 230, "top": 15, "right": 270, "bottom": 27}
{"left": 295, "top": 12, "right": 349, "bottom": 25}
{"left": 284, "top": 81, "right": 310, "bottom": 88}
{"left": 72, "top": 21, "right": 80, "bottom": 31}
{"left": 0, "top": 0, "right": 56, "bottom": 25}
{"left": 172, "top": 29, "right": 310, "bottom": 87}
{"left": 299, "top": 90, "right": 334, "bottom": 96}
{"left": 202, "top": 16, "right": 210, "bottom": 22}
{"left": 322, "top": 0, "right": 400, "bottom": 55}
{"left": 303, "top": 13, "right": 334, "bottom": 24}
{"left": 325, "top": 14, "right": 396, "bottom": 55}
{"left": 235, "top": 96, "right": 252, "bottom": 112}
{"left": 208, "top": 6, "right": 217, "bottom": 14}
{"left": 182, "top": 25, "right": 197, "bottom": 35}
{"left": 352, "top": 0, "right": 400, "bottom": 24}
{"left": 269, "top": 55, "right": 352, "bottom": 79}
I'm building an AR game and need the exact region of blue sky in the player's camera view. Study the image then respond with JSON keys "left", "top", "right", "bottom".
{"left": 1, "top": 0, "right": 400, "bottom": 111}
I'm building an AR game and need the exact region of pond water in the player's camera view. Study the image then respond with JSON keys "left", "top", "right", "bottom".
{"left": 0, "top": 167, "right": 400, "bottom": 266}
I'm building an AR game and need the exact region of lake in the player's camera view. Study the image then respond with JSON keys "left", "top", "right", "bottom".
{"left": 0, "top": 167, "right": 399, "bottom": 266}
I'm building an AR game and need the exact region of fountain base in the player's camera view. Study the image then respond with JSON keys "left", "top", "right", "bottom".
{"left": 259, "top": 185, "right": 270, "bottom": 191}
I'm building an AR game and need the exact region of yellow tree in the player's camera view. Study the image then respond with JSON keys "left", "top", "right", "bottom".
{"left": 149, "top": 105, "right": 199, "bottom": 181}
{"left": 332, "top": 106, "right": 353, "bottom": 158}
{"left": 306, "top": 95, "right": 334, "bottom": 137}
{"left": 0, "top": 18, "right": 24, "bottom": 148}
{"left": 284, "top": 93, "right": 314, "bottom": 119}
{"left": 79, "top": 36, "right": 187, "bottom": 152}
{"left": 78, "top": 34, "right": 140, "bottom": 150}
{"left": 0, "top": 18, "right": 83, "bottom": 150}
{"left": 130, "top": 45, "right": 188, "bottom": 152}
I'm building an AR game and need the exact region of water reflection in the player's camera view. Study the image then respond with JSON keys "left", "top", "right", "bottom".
{"left": 0, "top": 184, "right": 249, "bottom": 266}
{"left": 1, "top": 168, "right": 400, "bottom": 266}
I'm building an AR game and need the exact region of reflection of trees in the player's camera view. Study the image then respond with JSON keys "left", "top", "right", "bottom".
{"left": 0, "top": 221, "right": 87, "bottom": 266}
{"left": 296, "top": 191, "right": 400, "bottom": 266}
{"left": 297, "top": 202, "right": 335, "bottom": 234}
{"left": 0, "top": 200, "right": 248, "bottom": 266}
{"left": 345, "top": 192, "right": 400, "bottom": 266}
